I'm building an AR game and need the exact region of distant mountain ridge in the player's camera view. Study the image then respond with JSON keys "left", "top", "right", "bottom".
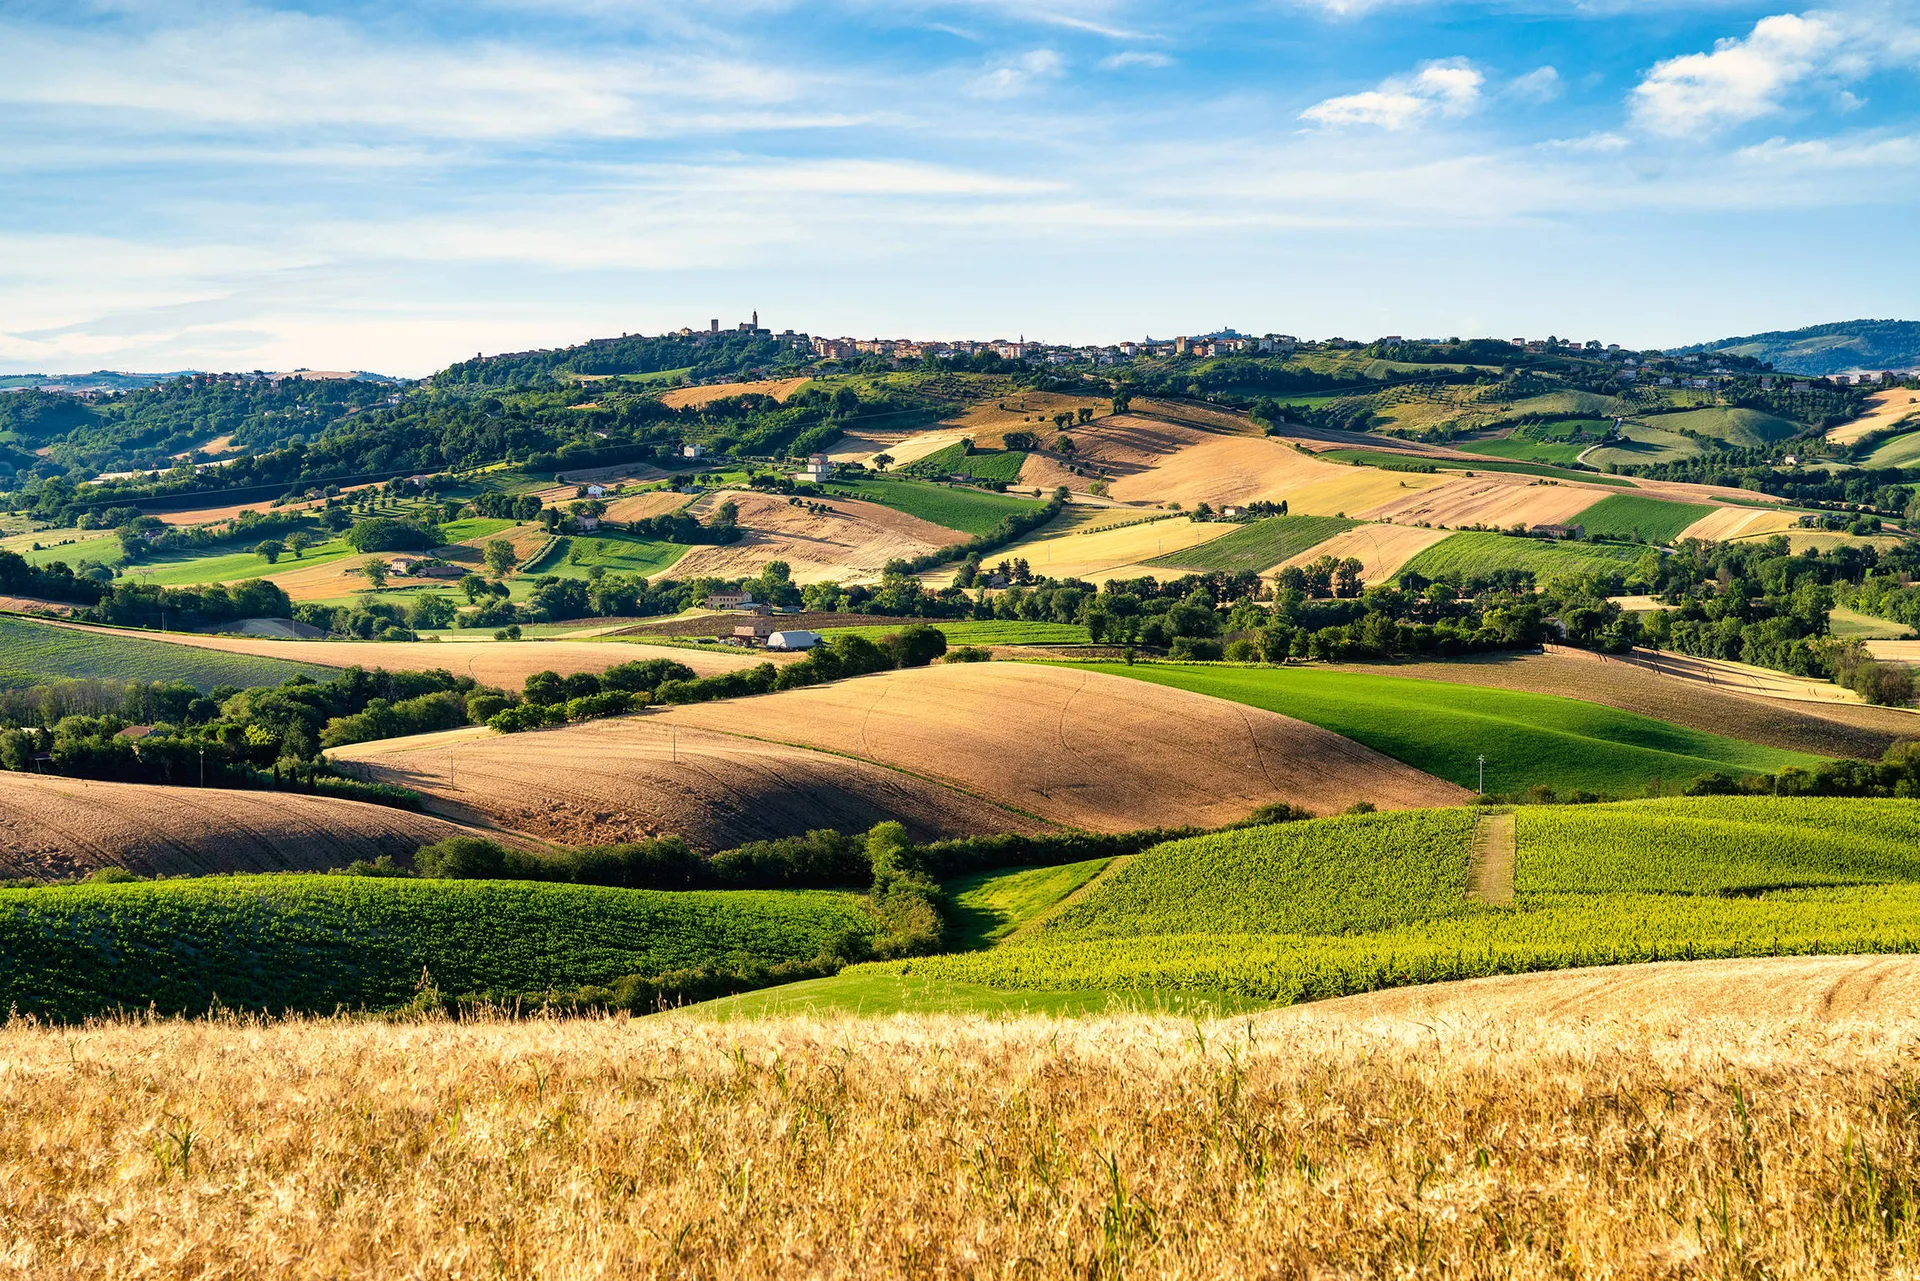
{"left": 1673, "top": 320, "right": 1920, "bottom": 376}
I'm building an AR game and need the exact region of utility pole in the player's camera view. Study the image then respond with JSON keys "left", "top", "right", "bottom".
{"left": 198, "top": 747, "right": 205, "bottom": 788}
{"left": 1477, "top": 754, "right": 1486, "bottom": 796}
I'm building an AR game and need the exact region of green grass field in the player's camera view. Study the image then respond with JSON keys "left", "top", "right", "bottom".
{"left": 1568, "top": 494, "right": 1715, "bottom": 544}
{"left": 1582, "top": 424, "right": 1707, "bottom": 469}
{"left": 0, "top": 876, "right": 878, "bottom": 1020}
{"left": 436, "top": 517, "right": 519, "bottom": 543}
{"left": 1076, "top": 661, "right": 1814, "bottom": 797}
{"left": 831, "top": 477, "right": 1049, "bottom": 537}
{"left": 1142, "top": 515, "right": 1357, "bottom": 572}
{"left": 821, "top": 620, "right": 1091, "bottom": 645}
{"left": 1865, "top": 426, "right": 1920, "bottom": 468}
{"left": 126, "top": 536, "right": 357, "bottom": 588}
{"left": 1649, "top": 406, "right": 1801, "bottom": 448}
{"left": 905, "top": 443, "right": 1030, "bottom": 483}
{"left": 1316, "top": 449, "right": 1632, "bottom": 487}
{"left": 526, "top": 533, "right": 689, "bottom": 579}
{"left": 1399, "top": 530, "right": 1646, "bottom": 582}
{"left": 0, "top": 616, "right": 327, "bottom": 690}
{"left": 851, "top": 797, "right": 1920, "bottom": 1004}
{"left": 1455, "top": 437, "right": 1589, "bottom": 466}
{"left": 944, "top": 858, "right": 1112, "bottom": 949}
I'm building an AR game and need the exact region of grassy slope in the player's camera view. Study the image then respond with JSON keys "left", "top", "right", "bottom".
{"left": 1077, "top": 662, "right": 1815, "bottom": 796}
{"left": 0, "top": 876, "right": 878, "bottom": 1019}
{"left": 832, "top": 477, "right": 1048, "bottom": 536}
{"left": 1650, "top": 406, "right": 1801, "bottom": 448}
{"left": 0, "top": 616, "right": 326, "bottom": 690}
{"left": 529, "top": 532, "right": 690, "bottom": 579}
{"left": 856, "top": 797, "right": 1920, "bottom": 1003}
{"left": 1400, "top": 530, "right": 1645, "bottom": 581}
{"left": 944, "top": 858, "right": 1112, "bottom": 948}
{"left": 1568, "top": 494, "right": 1715, "bottom": 544}
{"left": 1456, "top": 437, "right": 1588, "bottom": 466}
{"left": 905, "top": 443, "right": 1030, "bottom": 483}
{"left": 1143, "top": 515, "right": 1357, "bottom": 572}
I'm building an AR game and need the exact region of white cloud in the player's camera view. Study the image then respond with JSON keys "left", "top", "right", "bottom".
{"left": 1301, "top": 58, "right": 1483, "bottom": 130}
{"left": 1100, "top": 51, "right": 1173, "bottom": 70}
{"left": 1627, "top": 9, "right": 1914, "bottom": 138}
{"left": 1509, "top": 66, "right": 1562, "bottom": 103}
{"left": 969, "top": 49, "right": 1065, "bottom": 98}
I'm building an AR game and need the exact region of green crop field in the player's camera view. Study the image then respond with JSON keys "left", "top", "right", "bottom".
{"left": 1143, "top": 515, "right": 1357, "bottom": 572}
{"left": 528, "top": 533, "right": 689, "bottom": 579}
{"left": 436, "top": 517, "right": 518, "bottom": 543}
{"left": 128, "top": 537, "right": 357, "bottom": 588}
{"left": 822, "top": 619, "right": 1090, "bottom": 645}
{"left": 905, "top": 443, "right": 1030, "bottom": 484}
{"left": 1649, "top": 406, "right": 1801, "bottom": 448}
{"left": 852, "top": 797, "right": 1920, "bottom": 1004}
{"left": 1316, "top": 449, "right": 1632, "bottom": 487}
{"left": 1399, "top": 530, "right": 1646, "bottom": 581}
{"left": 0, "top": 876, "right": 878, "bottom": 1020}
{"left": 1076, "top": 661, "right": 1814, "bottom": 797}
{"left": 0, "top": 616, "right": 327, "bottom": 690}
{"left": 1865, "top": 426, "right": 1920, "bottom": 468}
{"left": 1455, "top": 437, "right": 1588, "bottom": 466}
{"left": 1567, "top": 494, "right": 1715, "bottom": 544}
{"left": 944, "top": 858, "right": 1112, "bottom": 949}
{"left": 830, "top": 477, "right": 1049, "bottom": 536}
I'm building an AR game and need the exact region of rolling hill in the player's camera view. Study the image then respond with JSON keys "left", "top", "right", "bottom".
{"left": 1676, "top": 319, "right": 1920, "bottom": 375}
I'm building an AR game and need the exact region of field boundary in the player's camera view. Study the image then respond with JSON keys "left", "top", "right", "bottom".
{"left": 1466, "top": 810, "right": 1515, "bottom": 904}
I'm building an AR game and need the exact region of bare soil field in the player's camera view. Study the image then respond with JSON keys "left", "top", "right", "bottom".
{"left": 1331, "top": 647, "right": 1913, "bottom": 759}
{"left": 1279, "top": 522, "right": 1453, "bottom": 583}
{"left": 665, "top": 491, "right": 965, "bottom": 584}
{"left": 599, "top": 490, "right": 691, "bottom": 523}
{"left": 986, "top": 516, "right": 1235, "bottom": 582}
{"left": 0, "top": 593, "right": 75, "bottom": 616}
{"left": 1357, "top": 474, "right": 1605, "bottom": 528}
{"left": 658, "top": 378, "right": 810, "bottom": 410}
{"left": 1594, "top": 644, "right": 1881, "bottom": 707}
{"left": 1827, "top": 387, "right": 1920, "bottom": 446}
{"left": 1278, "top": 466, "right": 1451, "bottom": 517}
{"left": 0, "top": 774, "right": 497, "bottom": 880}
{"left": 1131, "top": 396, "right": 1262, "bottom": 434}
{"left": 1108, "top": 435, "right": 1353, "bottom": 508}
{"left": 1044, "top": 413, "right": 1211, "bottom": 479}
{"left": 1678, "top": 505, "right": 1801, "bottom": 542}
{"left": 332, "top": 720, "right": 1047, "bottom": 850}
{"left": 656, "top": 663, "right": 1467, "bottom": 829}
{"left": 14, "top": 960, "right": 1920, "bottom": 1276}
{"left": 26, "top": 621, "right": 769, "bottom": 684}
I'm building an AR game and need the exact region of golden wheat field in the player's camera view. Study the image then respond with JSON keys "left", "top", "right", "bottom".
{"left": 10, "top": 956, "right": 1920, "bottom": 1278}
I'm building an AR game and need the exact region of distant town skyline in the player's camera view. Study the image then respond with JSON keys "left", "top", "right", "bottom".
{"left": 5, "top": 1, "right": 1919, "bottom": 377}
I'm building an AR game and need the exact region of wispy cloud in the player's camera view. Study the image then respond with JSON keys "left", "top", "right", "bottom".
{"left": 1101, "top": 51, "right": 1173, "bottom": 70}
{"left": 969, "top": 49, "right": 1066, "bottom": 98}
{"left": 1302, "top": 58, "right": 1483, "bottom": 129}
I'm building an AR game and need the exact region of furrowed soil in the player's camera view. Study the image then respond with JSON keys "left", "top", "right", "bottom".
{"left": 1324, "top": 646, "right": 1912, "bottom": 759}
{"left": 1108, "top": 435, "right": 1351, "bottom": 508}
{"left": 23, "top": 621, "right": 772, "bottom": 684}
{"left": 1678, "top": 505, "right": 1802, "bottom": 542}
{"left": 14, "top": 957, "right": 1920, "bottom": 1276}
{"left": 1276, "top": 522, "right": 1453, "bottom": 583}
{"left": 657, "top": 378, "right": 810, "bottom": 410}
{"left": 599, "top": 490, "right": 692, "bottom": 522}
{"left": 330, "top": 720, "right": 1049, "bottom": 851}
{"left": 0, "top": 774, "right": 503, "bottom": 880}
{"left": 654, "top": 663, "right": 1467, "bottom": 828}
{"left": 664, "top": 491, "right": 966, "bottom": 584}
{"left": 1357, "top": 473, "right": 1607, "bottom": 528}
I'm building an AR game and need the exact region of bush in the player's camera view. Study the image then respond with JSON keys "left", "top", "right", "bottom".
{"left": 465, "top": 693, "right": 511, "bottom": 724}
{"left": 943, "top": 646, "right": 992, "bottom": 663}
{"left": 414, "top": 837, "right": 509, "bottom": 879}
{"left": 883, "top": 624, "right": 948, "bottom": 668}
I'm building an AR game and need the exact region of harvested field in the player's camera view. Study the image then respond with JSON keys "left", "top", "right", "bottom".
{"left": 1055, "top": 414, "right": 1211, "bottom": 479}
{"left": 1357, "top": 473, "right": 1605, "bottom": 528}
{"left": 259, "top": 551, "right": 385, "bottom": 602}
{"left": 149, "top": 484, "right": 379, "bottom": 528}
{"left": 1827, "top": 387, "right": 1920, "bottom": 446}
{"left": 1108, "top": 435, "right": 1352, "bottom": 508}
{"left": 1279, "top": 467, "right": 1450, "bottom": 517}
{"left": 657, "top": 378, "right": 809, "bottom": 410}
{"left": 938, "top": 391, "right": 1112, "bottom": 447}
{"left": 1014, "top": 450, "right": 1084, "bottom": 493}
{"left": 0, "top": 593, "right": 74, "bottom": 616}
{"left": 1603, "top": 645, "right": 1873, "bottom": 706}
{"left": 655, "top": 663, "right": 1467, "bottom": 829}
{"left": 615, "top": 611, "right": 922, "bottom": 639}
{"left": 1131, "top": 396, "right": 1261, "bottom": 434}
{"left": 21, "top": 961, "right": 1920, "bottom": 1275}
{"left": 1327, "top": 647, "right": 1913, "bottom": 760}
{"left": 664, "top": 490, "right": 965, "bottom": 584}
{"left": 599, "top": 490, "right": 691, "bottom": 522}
{"left": 1748, "top": 530, "right": 1905, "bottom": 555}
{"left": 989, "top": 516, "right": 1236, "bottom": 582}
{"left": 1867, "top": 640, "right": 1920, "bottom": 666}
{"left": 845, "top": 428, "right": 973, "bottom": 469}
{"left": 22, "top": 621, "right": 771, "bottom": 685}
{"left": 0, "top": 774, "right": 500, "bottom": 880}
{"left": 332, "top": 720, "right": 1048, "bottom": 851}
{"left": 1277, "top": 522, "right": 1452, "bottom": 583}
{"left": 1678, "top": 505, "right": 1801, "bottom": 542}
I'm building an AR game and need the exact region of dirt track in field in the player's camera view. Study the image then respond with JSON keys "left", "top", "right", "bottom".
{"left": 0, "top": 774, "right": 506, "bottom": 879}
{"left": 25, "top": 621, "right": 775, "bottom": 685}
{"left": 330, "top": 720, "right": 1050, "bottom": 851}
{"left": 1275, "top": 955, "right": 1920, "bottom": 1027}
{"left": 665, "top": 491, "right": 966, "bottom": 584}
{"left": 1324, "top": 647, "right": 1914, "bottom": 759}
{"left": 657, "top": 663, "right": 1467, "bottom": 830}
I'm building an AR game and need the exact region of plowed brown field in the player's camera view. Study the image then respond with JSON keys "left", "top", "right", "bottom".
{"left": 1048, "top": 414, "right": 1210, "bottom": 478}
{"left": 0, "top": 774, "right": 500, "bottom": 879}
{"left": 1108, "top": 435, "right": 1353, "bottom": 508}
{"left": 1357, "top": 474, "right": 1604, "bottom": 528}
{"left": 656, "top": 663, "right": 1466, "bottom": 828}
{"left": 331, "top": 720, "right": 1048, "bottom": 850}
{"left": 1278, "top": 522, "right": 1452, "bottom": 583}
{"left": 658, "top": 378, "right": 810, "bottom": 410}
{"left": 665, "top": 491, "right": 965, "bottom": 584}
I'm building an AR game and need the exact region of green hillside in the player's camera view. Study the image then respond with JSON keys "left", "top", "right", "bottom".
{"left": 0, "top": 876, "right": 878, "bottom": 1020}
{"left": 0, "top": 615, "right": 327, "bottom": 690}
{"left": 1143, "top": 515, "right": 1356, "bottom": 572}
{"left": 1679, "top": 320, "right": 1920, "bottom": 376}
{"left": 1648, "top": 406, "right": 1800, "bottom": 448}
{"left": 1079, "top": 662, "right": 1814, "bottom": 797}
{"left": 1399, "top": 530, "right": 1646, "bottom": 581}
{"left": 1569, "top": 494, "right": 1714, "bottom": 543}
{"left": 831, "top": 476, "right": 1048, "bottom": 536}
{"left": 854, "top": 798, "right": 1920, "bottom": 1003}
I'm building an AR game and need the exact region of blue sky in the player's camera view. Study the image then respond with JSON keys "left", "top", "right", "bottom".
{"left": 3, "top": 0, "right": 1918, "bottom": 376}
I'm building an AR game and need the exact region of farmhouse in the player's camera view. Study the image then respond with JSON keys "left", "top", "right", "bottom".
{"left": 1530, "top": 524, "right": 1583, "bottom": 540}
{"left": 574, "top": 514, "right": 600, "bottom": 532}
{"left": 682, "top": 443, "right": 708, "bottom": 459}
{"left": 388, "top": 557, "right": 419, "bottom": 575}
{"left": 766, "top": 630, "right": 822, "bottom": 651}
{"left": 732, "top": 618, "right": 779, "bottom": 644}
{"left": 705, "top": 589, "right": 756, "bottom": 610}
{"left": 793, "top": 453, "right": 833, "bottom": 484}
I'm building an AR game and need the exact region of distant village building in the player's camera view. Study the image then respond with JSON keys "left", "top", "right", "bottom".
{"left": 705, "top": 590, "right": 756, "bottom": 610}
{"left": 682, "top": 443, "right": 708, "bottom": 459}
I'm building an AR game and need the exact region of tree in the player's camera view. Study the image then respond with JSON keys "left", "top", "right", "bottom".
{"left": 871, "top": 453, "right": 894, "bottom": 472}
{"left": 286, "top": 531, "right": 312, "bottom": 559}
{"left": 252, "top": 539, "right": 284, "bottom": 565}
{"left": 483, "top": 539, "right": 517, "bottom": 577}
{"left": 459, "top": 573, "right": 488, "bottom": 603}
{"left": 1054, "top": 435, "right": 1076, "bottom": 455}
{"left": 363, "top": 559, "right": 390, "bottom": 590}
{"left": 1112, "top": 388, "right": 1132, "bottom": 415}
{"left": 1077, "top": 406, "right": 1094, "bottom": 425}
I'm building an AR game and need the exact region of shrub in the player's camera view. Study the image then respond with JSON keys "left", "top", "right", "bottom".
{"left": 414, "top": 837, "right": 509, "bottom": 879}
{"left": 943, "top": 646, "right": 992, "bottom": 663}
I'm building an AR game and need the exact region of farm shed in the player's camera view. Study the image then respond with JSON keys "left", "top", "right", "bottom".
{"left": 766, "top": 631, "right": 822, "bottom": 651}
